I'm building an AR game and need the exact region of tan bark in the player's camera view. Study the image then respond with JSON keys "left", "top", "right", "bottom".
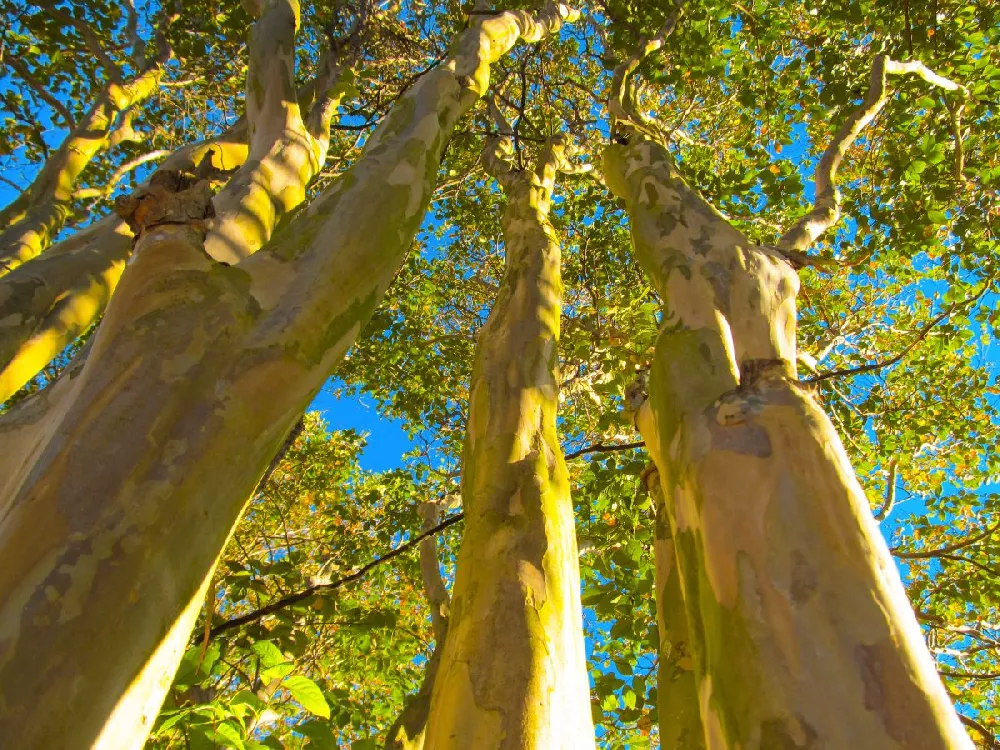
{"left": 0, "top": 6, "right": 575, "bottom": 748}
{"left": 605, "top": 135, "right": 971, "bottom": 748}
{"left": 642, "top": 465, "right": 703, "bottom": 749}
{"left": 423, "top": 134, "right": 594, "bottom": 750}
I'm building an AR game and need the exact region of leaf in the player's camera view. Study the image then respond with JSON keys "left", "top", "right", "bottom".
{"left": 283, "top": 676, "right": 330, "bottom": 719}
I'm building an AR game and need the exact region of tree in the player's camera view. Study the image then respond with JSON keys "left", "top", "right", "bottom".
{"left": 1, "top": 0, "right": 999, "bottom": 747}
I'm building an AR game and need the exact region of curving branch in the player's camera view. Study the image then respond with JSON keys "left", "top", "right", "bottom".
{"left": 208, "top": 513, "right": 466, "bottom": 639}
{"left": 72, "top": 150, "right": 172, "bottom": 201}
{"left": 607, "top": 2, "right": 684, "bottom": 142}
{"left": 779, "top": 55, "right": 969, "bottom": 253}
{"left": 4, "top": 57, "right": 75, "bottom": 129}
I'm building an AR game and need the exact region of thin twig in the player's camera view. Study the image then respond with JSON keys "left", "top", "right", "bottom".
{"left": 207, "top": 513, "right": 465, "bottom": 639}
{"left": 808, "top": 279, "right": 989, "bottom": 383}
{"left": 779, "top": 55, "right": 969, "bottom": 253}
{"left": 565, "top": 440, "right": 645, "bottom": 460}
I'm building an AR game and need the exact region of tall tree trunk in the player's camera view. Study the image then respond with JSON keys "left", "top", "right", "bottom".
{"left": 642, "top": 465, "right": 703, "bottom": 749}
{"left": 605, "top": 136, "right": 972, "bottom": 748}
{"left": 424, "top": 135, "right": 595, "bottom": 749}
{"left": 0, "top": 7, "right": 575, "bottom": 749}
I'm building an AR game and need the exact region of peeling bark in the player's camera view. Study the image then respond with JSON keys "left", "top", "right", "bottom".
{"left": 605, "top": 137, "right": 972, "bottom": 748}
{"left": 0, "top": 6, "right": 575, "bottom": 748}
{"left": 423, "top": 135, "right": 594, "bottom": 750}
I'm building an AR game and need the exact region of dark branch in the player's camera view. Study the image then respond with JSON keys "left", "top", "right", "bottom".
{"left": 207, "top": 513, "right": 465, "bottom": 639}
{"left": 565, "top": 440, "right": 645, "bottom": 460}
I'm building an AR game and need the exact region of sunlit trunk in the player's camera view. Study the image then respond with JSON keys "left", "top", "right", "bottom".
{"left": 424, "top": 136, "right": 595, "bottom": 749}
{"left": 0, "top": 7, "right": 575, "bottom": 748}
{"left": 606, "top": 137, "right": 971, "bottom": 749}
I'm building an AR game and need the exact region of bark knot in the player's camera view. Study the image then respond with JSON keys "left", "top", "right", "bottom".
{"left": 114, "top": 169, "right": 217, "bottom": 239}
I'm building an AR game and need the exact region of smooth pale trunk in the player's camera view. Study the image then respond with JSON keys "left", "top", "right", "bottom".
{"left": 0, "top": 8, "right": 574, "bottom": 748}
{"left": 644, "top": 467, "right": 704, "bottom": 749}
{"left": 605, "top": 138, "right": 971, "bottom": 748}
{"left": 424, "top": 146, "right": 595, "bottom": 749}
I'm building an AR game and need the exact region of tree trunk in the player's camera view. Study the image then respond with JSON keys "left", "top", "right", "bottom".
{"left": 423, "top": 136, "right": 595, "bottom": 749}
{"left": 605, "top": 137, "right": 972, "bottom": 748}
{"left": 643, "top": 465, "right": 704, "bottom": 749}
{"left": 0, "top": 130, "right": 250, "bottom": 403}
{"left": 0, "top": 7, "right": 574, "bottom": 748}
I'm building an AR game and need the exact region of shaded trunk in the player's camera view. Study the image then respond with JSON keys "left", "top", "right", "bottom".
{"left": 605, "top": 137, "right": 971, "bottom": 748}
{"left": 424, "top": 136, "right": 595, "bottom": 749}
{"left": 0, "top": 7, "right": 574, "bottom": 748}
{"left": 643, "top": 465, "right": 703, "bottom": 749}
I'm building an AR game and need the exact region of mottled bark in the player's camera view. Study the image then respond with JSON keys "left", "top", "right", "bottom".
{"left": 423, "top": 135, "right": 594, "bottom": 749}
{"left": 605, "top": 137, "right": 971, "bottom": 748}
{"left": 643, "top": 465, "right": 703, "bottom": 749}
{"left": 0, "top": 6, "right": 575, "bottom": 748}
{"left": 0, "top": 130, "right": 250, "bottom": 404}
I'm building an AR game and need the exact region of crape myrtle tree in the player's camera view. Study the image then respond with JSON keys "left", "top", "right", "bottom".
{"left": 0, "top": 0, "right": 998, "bottom": 747}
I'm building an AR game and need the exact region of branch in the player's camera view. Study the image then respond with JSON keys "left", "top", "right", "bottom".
{"left": 807, "top": 280, "right": 988, "bottom": 383}
{"left": 207, "top": 513, "right": 465, "bottom": 639}
{"left": 893, "top": 519, "right": 1000, "bottom": 560}
{"left": 779, "top": 55, "right": 969, "bottom": 253}
{"left": 73, "top": 150, "right": 172, "bottom": 200}
{"left": 958, "top": 714, "right": 1000, "bottom": 749}
{"left": 608, "top": 2, "right": 684, "bottom": 141}
{"left": 38, "top": 0, "right": 123, "bottom": 84}
{"left": 565, "top": 440, "right": 645, "bottom": 460}
{"left": 873, "top": 457, "right": 898, "bottom": 521}
{"left": 4, "top": 57, "right": 75, "bottom": 129}
{"left": 123, "top": 0, "right": 147, "bottom": 69}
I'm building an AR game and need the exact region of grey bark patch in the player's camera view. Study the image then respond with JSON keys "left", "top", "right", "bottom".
{"left": 760, "top": 716, "right": 818, "bottom": 748}
{"left": 789, "top": 550, "right": 817, "bottom": 604}
{"left": 704, "top": 405, "right": 772, "bottom": 457}
{"left": 856, "top": 641, "right": 941, "bottom": 748}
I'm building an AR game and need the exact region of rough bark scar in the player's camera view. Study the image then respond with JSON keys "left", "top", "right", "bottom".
{"left": 114, "top": 170, "right": 216, "bottom": 238}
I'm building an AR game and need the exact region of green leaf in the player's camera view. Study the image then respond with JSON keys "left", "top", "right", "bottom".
{"left": 283, "top": 676, "right": 330, "bottom": 718}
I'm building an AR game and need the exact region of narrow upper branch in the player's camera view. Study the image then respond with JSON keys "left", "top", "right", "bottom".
{"left": 608, "top": 3, "right": 684, "bottom": 141}
{"left": 38, "top": 0, "right": 124, "bottom": 84}
{"left": 5, "top": 57, "right": 75, "bottom": 129}
{"left": 779, "top": 55, "right": 969, "bottom": 253}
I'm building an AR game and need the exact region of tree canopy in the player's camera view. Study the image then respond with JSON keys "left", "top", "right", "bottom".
{"left": 1, "top": 0, "right": 999, "bottom": 747}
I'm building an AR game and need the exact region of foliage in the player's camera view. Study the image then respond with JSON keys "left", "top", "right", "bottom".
{"left": 2, "top": 0, "right": 999, "bottom": 746}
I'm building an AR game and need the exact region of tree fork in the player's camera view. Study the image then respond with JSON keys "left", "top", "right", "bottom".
{"left": 0, "top": 5, "right": 577, "bottom": 747}
{"left": 606, "top": 134, "right": 972, "bottom": 748}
